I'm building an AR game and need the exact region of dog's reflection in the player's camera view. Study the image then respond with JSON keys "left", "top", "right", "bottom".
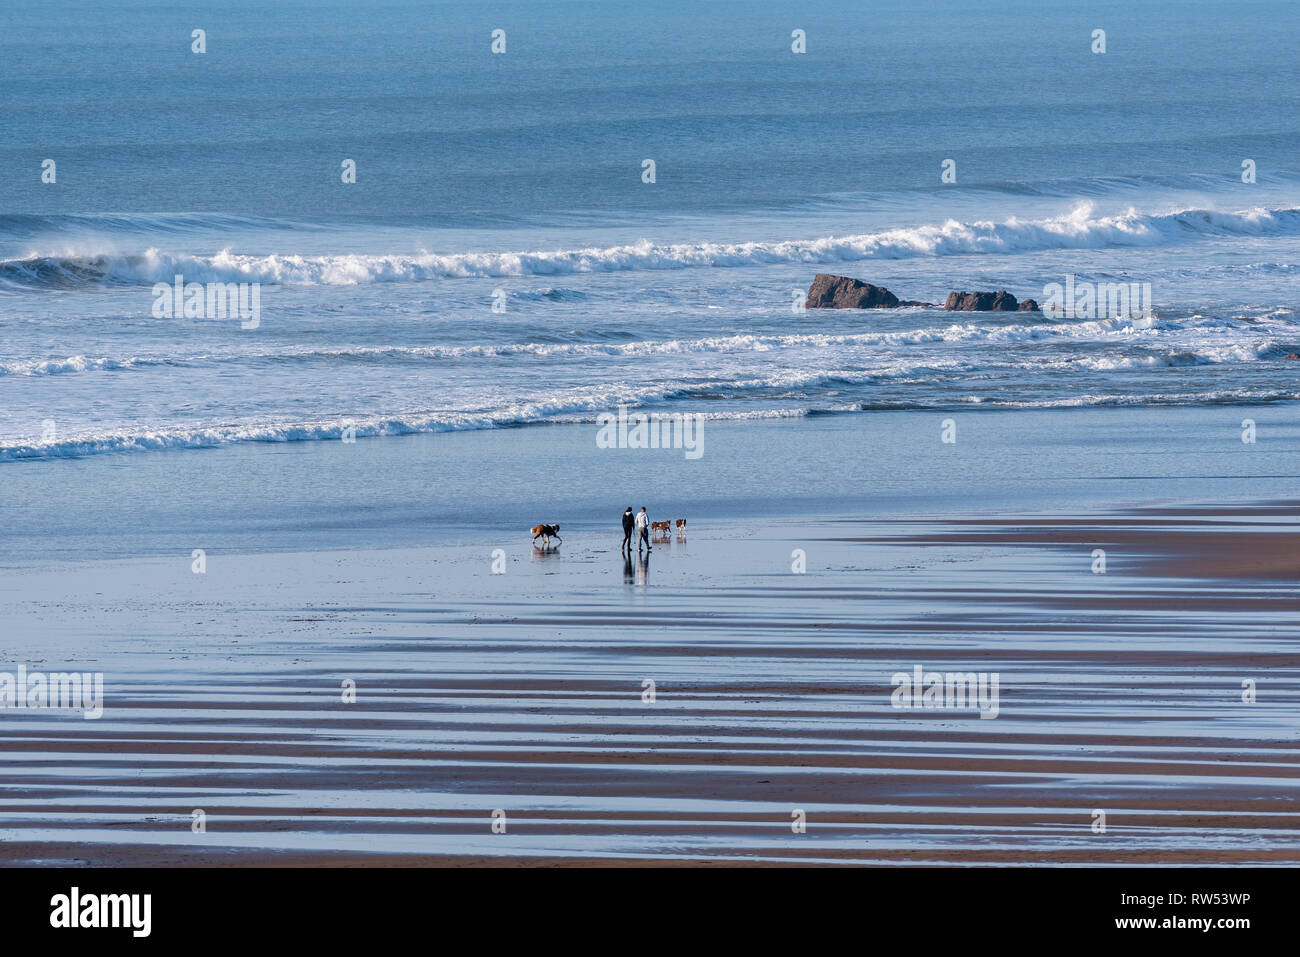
{"left": 623, "top": 550, "right": 649, "bottom": 585}
{"left": 532, "top": 544, "right": 561, "bottom": 560}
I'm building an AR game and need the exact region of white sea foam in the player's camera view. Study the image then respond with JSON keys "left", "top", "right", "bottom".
{"left": 4, "top": 203, "right": 1299, "bottom": 288}
{"left": 5, "top": 371, "right": 1295, "bottom": 461}
{"left": 2, "top": 312, "right": 1288, "bottom": 382}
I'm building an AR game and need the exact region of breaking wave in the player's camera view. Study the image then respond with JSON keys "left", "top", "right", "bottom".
{"left": 3, "top": 203, "right": 1299, "bottom": 289}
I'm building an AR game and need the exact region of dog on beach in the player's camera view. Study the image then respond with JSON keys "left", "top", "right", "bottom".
{"left": 674, "top": 519, "right": 686, "bottom": 531}
{"left": 650, "top": 520, "right": 671, "bottom": 534}
{"left": 530, "top": 523, "right": 562, "bottom": 547}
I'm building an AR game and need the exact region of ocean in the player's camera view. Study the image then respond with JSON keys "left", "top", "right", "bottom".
{"left": 3, "top": 1, "right": 1300, "bottom": 871}
{"left": 3, "top": 0, "right": 1299, "bottom": 473}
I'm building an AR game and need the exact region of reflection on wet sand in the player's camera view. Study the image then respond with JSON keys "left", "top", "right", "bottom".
{"left": 1, "top": 504, "right": 1298, "bottom": 865}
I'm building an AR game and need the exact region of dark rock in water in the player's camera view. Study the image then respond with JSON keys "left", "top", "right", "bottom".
{"left": 805, "top": 273, "right": 900, "bottom": 309}
{"left": 1018, "top": 298, "right": 1040, "bottom": 311}
{"left": 801, "top": 273, "right": 937, "bottom": 309}
{"left": 944, "top": 289, "right": 1020, "bottom": 311}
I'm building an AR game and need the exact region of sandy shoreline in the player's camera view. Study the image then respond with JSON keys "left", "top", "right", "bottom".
{"left": 1, "top": 500, "right": 1297, "bottom": 866}
{"left": 829, "top": 502, "right": 1300, "bottom": 581}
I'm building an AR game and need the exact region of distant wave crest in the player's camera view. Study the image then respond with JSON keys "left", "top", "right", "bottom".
{"left": 3, "top": 203, "right": 1299, "bottom": 289}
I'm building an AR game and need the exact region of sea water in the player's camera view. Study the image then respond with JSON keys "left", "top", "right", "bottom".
{"left": 1, "top": 0, "right": 1298, "bottom": 555}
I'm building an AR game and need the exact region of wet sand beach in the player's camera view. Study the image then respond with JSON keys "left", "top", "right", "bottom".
{"left": 4, "top": 0, "right": 1300, "bottom": 885}
{"left": 1, "top": 498, "right": 1296, "bottom": 866}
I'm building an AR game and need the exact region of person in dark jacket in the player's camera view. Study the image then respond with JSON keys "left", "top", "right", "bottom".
{"left": 621, "top": 506, "right": 635, "bottom": 552}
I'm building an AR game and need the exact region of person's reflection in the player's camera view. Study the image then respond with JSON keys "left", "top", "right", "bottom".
{"left": 623, "top": 551, "right": 634, "bottom": 583}
{"left": 635, "top": 549, "right": 649, "bottom": 586}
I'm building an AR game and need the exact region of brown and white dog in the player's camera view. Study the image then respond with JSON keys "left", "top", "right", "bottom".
{"left": 530, "top": 523, "right": 562, "bottom": 547}
{"left": 674, "top": 519, "right": 686, "bottom": 531}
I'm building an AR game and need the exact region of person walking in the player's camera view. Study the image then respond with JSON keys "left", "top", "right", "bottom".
{"left": 635, "top": 506, "right": 651, "bottom": 552}
{"left": 621, "top": 506, "right": 635, "bottom": 552}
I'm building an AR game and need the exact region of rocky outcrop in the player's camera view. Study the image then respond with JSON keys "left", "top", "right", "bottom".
{"left": 804, "top": 273, "right": 900, "bottom": 309}
{"left": 802, "top": 275, "right": 1036, "bottom": 311}
{"left": 945, "top": 290, "right": 1022, "bottom": 311}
